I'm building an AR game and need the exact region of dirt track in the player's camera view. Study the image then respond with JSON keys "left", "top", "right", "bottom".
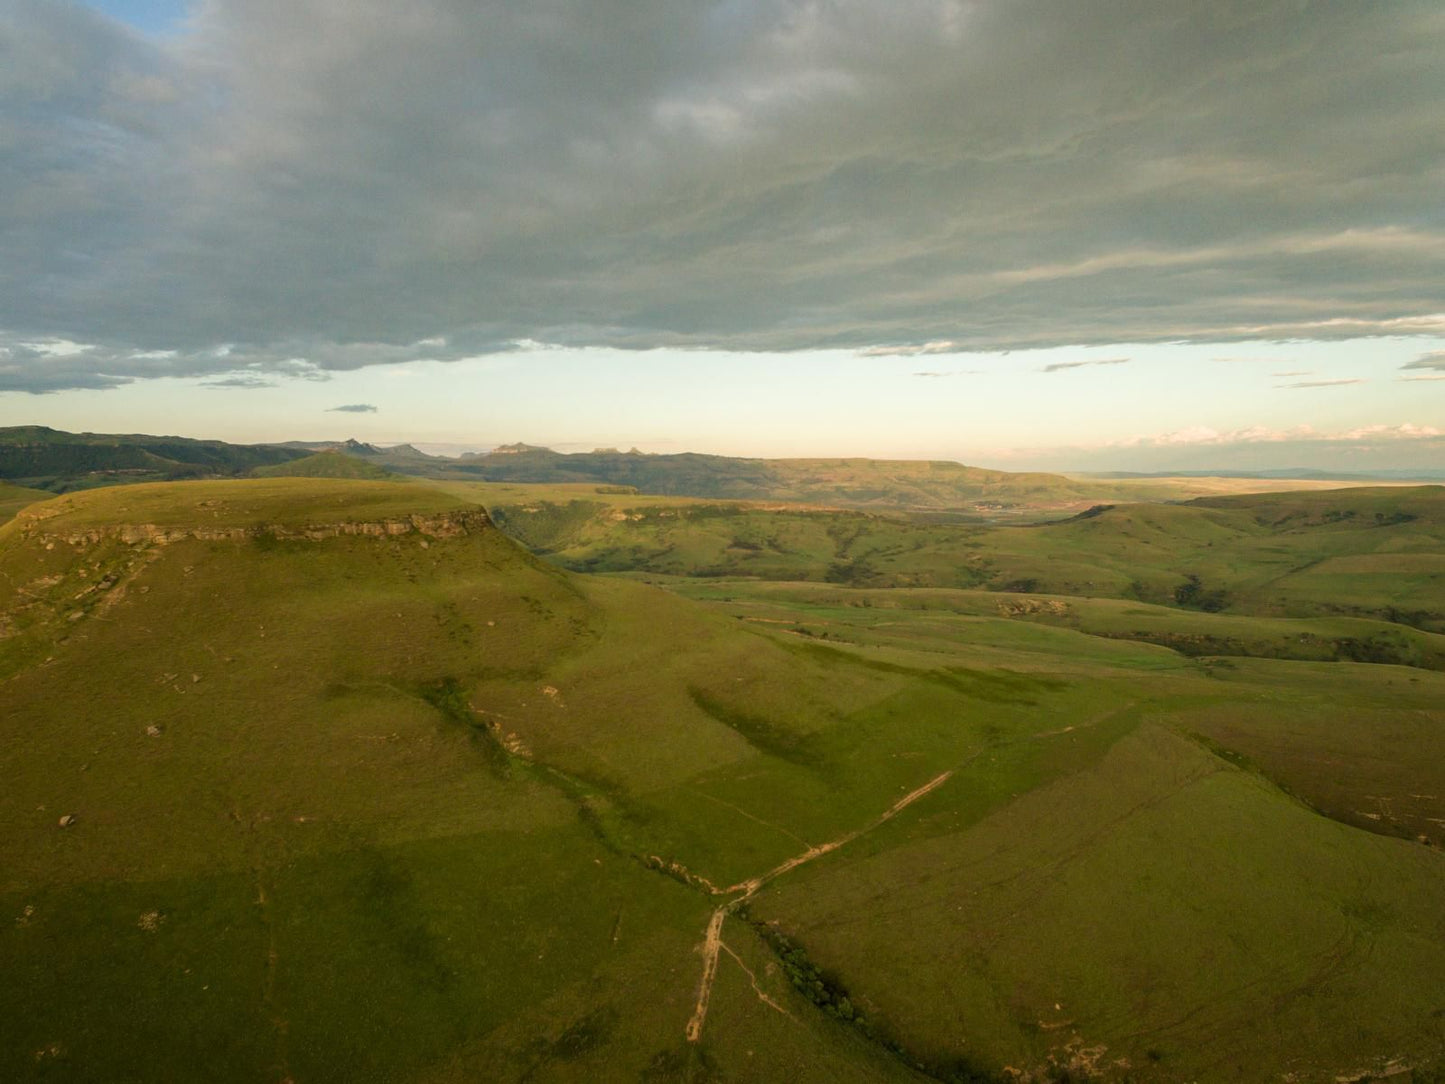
{"left": 685, "top": 769, "right": 953, "bottom": 1042}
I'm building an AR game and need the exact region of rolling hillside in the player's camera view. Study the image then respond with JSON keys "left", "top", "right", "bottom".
{"left": 473, "top": 483, "right": 1445, "bottom": 636}
{"left": 2, "top": 479, "right": 1443, "bottom": 1082}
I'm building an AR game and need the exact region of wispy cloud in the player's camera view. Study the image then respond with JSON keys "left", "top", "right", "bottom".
{"left": 1275, "top": 378, "right": 1364, "bottom": 389}
{"left": 1338, "top": 423, "right": 1442, "bottom": 439}
{"left": 327, "top": 403, "right": 378, "bottom": 413}
{"left": 1270, "top": 370, "right": 1311, "bottom": 377}
{"left": 860, "top": 342, "right": 960, "bottom": 358}
{"left": 201, "top": 375, "right": 276, "bottom": 389}
{"left": 1040, "top": 358, "right": 1130, "bottom": 374}
{"left": 1112, "top": 422, "right": 1440, "bottom": 448}
{"left": 912, "top": 369, "right": 982, "bottom": 378}
{"left": 1401, "top": 350, "right": 1445, "bottom": 372}
{"left": 1213, "top": 356, "right": 1292, "bottom": 365}
{"left": 1401, "top": 373, "right": 1445, "bottom": 382}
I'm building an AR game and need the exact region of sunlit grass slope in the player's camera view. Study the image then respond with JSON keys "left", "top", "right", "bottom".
{"left": 253, "top": 449, "right": 397, "bottom": 480}
{"left": 752, "top": 722, "right": 1445, "bottom": 1082}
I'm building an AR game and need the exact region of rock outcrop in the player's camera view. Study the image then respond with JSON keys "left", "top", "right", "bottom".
{"left": 12, "top": 508, "right": 492, "bottom": 548}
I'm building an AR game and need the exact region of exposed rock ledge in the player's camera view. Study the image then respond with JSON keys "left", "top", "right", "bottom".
{"left": 16, "top": 509, "right": 493, "bottom": 547}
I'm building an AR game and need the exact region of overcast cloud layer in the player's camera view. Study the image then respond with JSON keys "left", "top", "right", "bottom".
{"left": 3, "top": 0, "right": 1444, "bottom": 392}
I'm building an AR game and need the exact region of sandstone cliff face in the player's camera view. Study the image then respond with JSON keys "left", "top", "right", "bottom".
{"left": 12, "top": 508, "right": 493, "bottom": 548}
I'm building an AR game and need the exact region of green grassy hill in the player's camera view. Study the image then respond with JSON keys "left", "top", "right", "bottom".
{"left": 0, "top": 479, "right": 1017, "bottom": 1080}
{"left": 253, "top": 449, "right": 397, "bottom": 480}
{"left": 975, "top": 486, "right": 1445, "bottom": 627}
{"left": 3, "top": 479, "right": 1443, "bottom": 1082}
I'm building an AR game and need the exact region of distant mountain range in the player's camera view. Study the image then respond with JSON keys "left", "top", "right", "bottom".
{"left": 3, "top": 427, "right": 1104, "bottom": 509}
{"left": 294, "top": 438, "right": 1113, "bottom": 510}
{"left": 4, "top": 426, "right": 1439, "bottom": 511}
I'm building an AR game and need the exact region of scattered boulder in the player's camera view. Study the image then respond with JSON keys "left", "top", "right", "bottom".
{"left": 57, "top": 814, "right": 76, "bottom": 828}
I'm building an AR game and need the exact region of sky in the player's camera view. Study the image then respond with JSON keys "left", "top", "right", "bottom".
{"left": 1, "top": 1, "right": 1442, "bottom": 473}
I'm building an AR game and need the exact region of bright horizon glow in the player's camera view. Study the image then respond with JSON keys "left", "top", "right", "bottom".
{"left": 3, "top": 337, "right": 1441, "bottom": 475}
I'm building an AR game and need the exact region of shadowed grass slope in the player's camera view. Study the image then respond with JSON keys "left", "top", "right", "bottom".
{"left": 0, "top": 425, "right": 306, "bottom": 491}
{"left": 0, "top": 481, "right": 48, "bottom": 525}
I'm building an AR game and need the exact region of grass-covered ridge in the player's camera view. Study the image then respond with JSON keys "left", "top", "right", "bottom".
{"left": 6, "top": 477, "right": 468, "bottom": 533}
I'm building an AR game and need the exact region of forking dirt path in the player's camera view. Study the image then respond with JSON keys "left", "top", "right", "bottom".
{"left": 684, "top": 769, "right": 954, "bottom": 1043}
{"left": 681, "top": 699, "right": 1138, "bottom": 1043}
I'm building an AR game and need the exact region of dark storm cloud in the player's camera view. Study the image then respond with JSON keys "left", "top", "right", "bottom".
{"left": 327, "top": 403, "right": 378, "bottom": 413}
{"left": 0, "top": 342, "right": 131, "bottom": 393}
{"left": 3, "top": 0, "right": 1444, "bottom": 391}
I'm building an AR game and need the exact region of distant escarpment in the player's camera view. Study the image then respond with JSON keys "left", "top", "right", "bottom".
{"left": 0, "top": 425, "right": 307, "bottom": 491}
